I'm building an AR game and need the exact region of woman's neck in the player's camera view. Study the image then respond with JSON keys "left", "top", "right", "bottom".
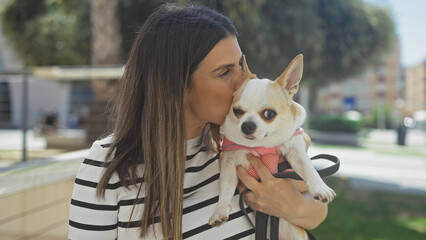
{"left": 185, "top": 112, "right": 207, "bottom": 140}
{"left": 185, "top": 121, "right": 206, "bottom": 140}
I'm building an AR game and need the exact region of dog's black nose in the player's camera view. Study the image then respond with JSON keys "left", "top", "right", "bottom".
{"left": 241, "top": 121, "right": 256, "bottom": 135}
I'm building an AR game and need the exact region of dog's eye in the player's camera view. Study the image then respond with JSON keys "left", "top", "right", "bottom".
{"left": 233, "top": 108, "right": 244, "bottom": 117}
{"left": 263, "top": 110, "right": 276, "bottom": 120}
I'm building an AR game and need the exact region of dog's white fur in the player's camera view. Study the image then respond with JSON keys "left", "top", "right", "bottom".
{"left": 209, "top": 55, "right": 335, "bottom": 240}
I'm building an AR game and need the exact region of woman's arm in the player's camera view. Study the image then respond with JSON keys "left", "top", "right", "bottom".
{"left": 69, "top": 141, "right": 119, "bottom": 239}
{"left": 237, "top": 154, "right": 328, "bottom": 230}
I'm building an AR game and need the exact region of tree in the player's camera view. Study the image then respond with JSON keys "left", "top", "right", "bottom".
{"left": 0, "top": 0, "right": 90, "bottom": 66}
{"left": 1, "top": 0, "right": 395, "bottom": 125}
{"left": 87, "top": 0, "right": 162, "bottom": 142}
{"left": 0, "top": 0, "right": 161, "bottom": 67}
{"left": 1, "top": 0, "right": 161, "bottom": 142}
{"left": 1, "top": 0, "right": 395, "bottom": 82}
{"left": 86, "top": 0, "right": 123, "bottom": 143}
{"left": 219, "top": 0, "right": 395, "bottom": 84}
{"left": 118, "top": 0, "right": 162, "bottom": 55}
{"left": 197, "top": 0, "right": 395, "bottom": 113}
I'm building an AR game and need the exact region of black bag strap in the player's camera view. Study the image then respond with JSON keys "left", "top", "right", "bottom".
{"left": 239, "top": 154, "right": 340, "bottom": 240}
{"left": 273, "top": 154, "right": 340, "bottom": 180}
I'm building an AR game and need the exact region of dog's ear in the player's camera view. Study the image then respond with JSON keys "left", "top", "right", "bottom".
{"left": 242, "top": 55, "right": 256, "bottom": 81}
{"left": 276, "top": 54, "right": 303, "bottom": 97}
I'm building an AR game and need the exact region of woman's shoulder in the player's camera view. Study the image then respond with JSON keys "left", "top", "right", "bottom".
{"left": 85, "top": 135, "right": 114, "bottom": 161}
{"left": 74, "top": 135, "right": 116, "bottom": 183}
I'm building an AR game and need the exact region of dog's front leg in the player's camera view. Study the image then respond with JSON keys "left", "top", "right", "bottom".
{"left": 282, "top": 135, "right": 336, "bottom": 203}
{"left": 209, "top": 150, "right": 249, "bottom": 227}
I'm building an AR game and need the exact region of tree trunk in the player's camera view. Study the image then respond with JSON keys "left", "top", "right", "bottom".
{"left": 87, "top": 0, "right": 122, "bottom": 144}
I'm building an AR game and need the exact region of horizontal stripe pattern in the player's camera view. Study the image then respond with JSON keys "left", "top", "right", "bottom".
{"left": 71, "top": 199, "right": 119, "bottom": 211}
{"left": 182, "top": 207, "right": 254, "bottom": 239}
{"left": 69, "top": 220, "right": 117, "bottom": 231}
{"left": 83, "top": 158, "right": 110, "bottom": 167}
{"left": 69, "top": 136, "right": 255, "bottom": 239}
{"left": 186, "top": 146, "right": 207, "bottom": 160}
{"left": 185, "top": 154, "right": 218, "bottom": 173}
{"left": 74, "top": 177, "right": 144, "bottom": 189}
{"left": 224, "top": 228, "right": 256, "bottom": 240}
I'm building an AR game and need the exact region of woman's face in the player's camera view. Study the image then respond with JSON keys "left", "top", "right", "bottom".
{"left": 185, "top": 36, "right": 244, "bottom": 135}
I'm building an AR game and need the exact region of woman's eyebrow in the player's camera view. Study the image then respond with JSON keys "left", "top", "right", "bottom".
{"left": 212, "top": 54, "right": 243, "bottom": 72}
{"left": 212, "top": 63, "right": 234, "bottom": 72}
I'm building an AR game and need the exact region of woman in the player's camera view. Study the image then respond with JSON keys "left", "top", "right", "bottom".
{"left": 69, "top": 3, "right": 327, "bottom": 239}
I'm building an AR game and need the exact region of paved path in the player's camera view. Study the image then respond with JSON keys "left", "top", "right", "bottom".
{"left": 308, "top": 143, "right": 426, "bottom": 196}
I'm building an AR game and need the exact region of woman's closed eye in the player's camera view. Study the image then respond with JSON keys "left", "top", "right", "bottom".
{"left": 220, "top": 68, "right": 231, "bottom": 78}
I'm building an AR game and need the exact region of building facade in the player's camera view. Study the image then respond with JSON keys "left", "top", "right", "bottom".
{"left": 0, "top": 27, "right": 92, "bottom": 129}
{"left": 316, "top": 37, "right": 402, "bottom": 128}
{"left": 405, "top": 60, "right": 426, "bottom": 116}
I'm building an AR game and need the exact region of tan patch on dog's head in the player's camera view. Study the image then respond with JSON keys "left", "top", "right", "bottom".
{"left": 232, "top": 55, "right": 257, "bottom": 104}
{"left": 242, "top": 55, "right": 256, "bottom": 80}
{"left": 290, "top": 104, "right": 299, "bottom": 119}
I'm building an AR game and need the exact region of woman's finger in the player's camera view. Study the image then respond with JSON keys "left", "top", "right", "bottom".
{"left": 237, "top": 165, "right": 259, "bottom": 191}
{"left": 236, "top": 184, "right": 261, "bottom": 210}
{"left": 246, "top": 154, "right": 274, "bottom": 182}
{"left": 237, "top": 182, "right": 246, "bottom": 194}
{"left": 278, "top": 155, "right": 287, "bottom": 163}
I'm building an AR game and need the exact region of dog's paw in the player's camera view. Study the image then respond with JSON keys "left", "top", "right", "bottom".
{"left": 208, "top": 205, "right": 231, "bottom": 227}
{"left": 309, "top": 182, "right": 336, "bottom": 203}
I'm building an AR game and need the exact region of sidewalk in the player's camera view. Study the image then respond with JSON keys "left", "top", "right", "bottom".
{"left": 309, "top": 143, "right": 426, "bottom": 196}
{"left": 0, "top": 146, "right": 86, "bottom": 240}
{"left": 0, "top": 149, "right": 87, "bottom": 197}
{"left": 0, "top": 130, "right": 87, "bottom": 240}
{"left": 309, "top": 128, "right": 426, "bottom": 195}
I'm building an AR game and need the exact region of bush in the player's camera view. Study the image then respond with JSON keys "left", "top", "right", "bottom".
{"left": 310, "top": 115, "right": 361, "bottom": 133}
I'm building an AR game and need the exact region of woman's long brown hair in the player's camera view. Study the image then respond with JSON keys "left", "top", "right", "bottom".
{"left": 96, "top": 4, "right": 237, "bottom": 239}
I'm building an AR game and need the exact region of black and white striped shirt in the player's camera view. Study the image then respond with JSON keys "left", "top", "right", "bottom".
{"left": 69, "top": 135, "right": 255, "bottom": 239}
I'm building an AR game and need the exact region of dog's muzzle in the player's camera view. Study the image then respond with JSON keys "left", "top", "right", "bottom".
{"left": 241, "top": 121, "right": 256, "bottom": 137}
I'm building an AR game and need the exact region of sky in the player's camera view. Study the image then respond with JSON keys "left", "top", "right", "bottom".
{"left": 365, "top": 0, "right": 426, "bottom": 68}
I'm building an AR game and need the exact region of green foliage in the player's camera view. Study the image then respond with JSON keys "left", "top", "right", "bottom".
{"left": 117, "top": 0, "right": 163, "bottom": 55}
{"left": 193, "top": 0, "right": 395, "bottom": 84}
{"left": 363, "top": 105, "right": 392, "bottom": 129}
{"left": 0, "top": 0, "right": 163, "bottom": 66}
{"left": 0, "top": 0, "right": 90, "bottom": 66}
{"left": 310, "top": 115, "right": 361, "bottom": 133}
{"left": 0, "top": 0, "right": 395, "bottom": 78}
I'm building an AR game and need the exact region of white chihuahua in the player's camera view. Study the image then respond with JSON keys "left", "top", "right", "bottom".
{"left": 209, "top": 55, "right": 335, "bottom": 240}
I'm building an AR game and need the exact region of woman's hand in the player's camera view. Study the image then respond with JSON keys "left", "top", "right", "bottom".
{"left": 237, "top": 154, "right": 328, "bottom": 230}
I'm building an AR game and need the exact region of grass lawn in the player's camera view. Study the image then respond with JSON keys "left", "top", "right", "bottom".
{"left": 311, "top": 177, "right": 426, "bottom": 239}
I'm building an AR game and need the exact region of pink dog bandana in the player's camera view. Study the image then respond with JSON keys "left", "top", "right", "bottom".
{"left": 221, "top": 128, "right": 304, "bottom": 180}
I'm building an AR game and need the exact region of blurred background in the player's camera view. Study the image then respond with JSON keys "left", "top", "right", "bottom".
{"left": 0, "top": 0, "right": 425, "bottom": 239}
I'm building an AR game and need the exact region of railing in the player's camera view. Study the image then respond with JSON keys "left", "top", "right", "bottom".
{"left": 0, "top": 65, "right": 124, "bottom": 163}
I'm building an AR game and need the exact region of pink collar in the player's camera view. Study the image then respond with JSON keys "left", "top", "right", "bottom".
{"left": 221, "top": 128, "right": 304, "bottom": 179}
